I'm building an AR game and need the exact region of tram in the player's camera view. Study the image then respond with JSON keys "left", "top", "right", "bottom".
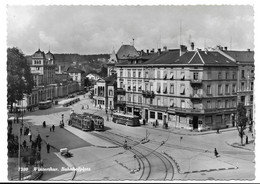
{"left": 39, "top": 100, "right": 52, "bottom": 110}
{"left": 83, "top": 112, "right": 105, "bottom": 131}
{"left": 69, "top": 113, "right": 94, "bottom": 131}
{"left": 112, "top": 112, "right": 140, "bottom": 126}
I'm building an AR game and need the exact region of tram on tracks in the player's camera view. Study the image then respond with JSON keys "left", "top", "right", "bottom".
{"left": 69, "top": 112, "right": 105, "bottom": 131}
{"left": 83, "top": 112, "right": 105, "bottom": 131}
{"left": 38, "top": 100, "right": 52, "bottom": 110}
{"left": 69, "top": 113, "right": 94, "bottom": 131}
{"left": 112, "top": 112, "right": 140, "bottom": 126}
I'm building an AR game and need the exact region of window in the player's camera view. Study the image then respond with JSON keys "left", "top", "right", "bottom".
{"left": 133, "top": 70, "right": 136, "bottom": 78}
{"left": 156, "top": 83, "right": 161, "bottom": 93}
{"left": 217, "top": 100, "right": 221, "bottom": 108}
{"left": 163, "top": 97, "right": 167, "bottom": 106}
{"left": 109, "top": 89, "right": 113, "bottom": 96}
{"left": 241, "top": 96, "right": 245, "bottom": 104}
{"left": 207, "top": 72, "right": 212, "bottom": 80}
{"left": 232, "top": 99, "right": 236, "bottom": 107}
{"left": 180, "top": 84, "right": 185, "bottom": 95}
{"left": 225, "top": 84, "right": 229, "bottom": 94}
{"left": 232, "top": 71, "right": 236, "bottom": 79}
{"left": 170, "top": 72, "right": 174, "bottom": 80}
{"left": 95, "top": 88, "right": 97, "bottom": 94}
{"left": 75, "top": 76, "right": 78, "bottom": 81}
{"left": 218, "top": 72, "right": 222, "bottom": 80}
{"left": 241, "top": 70, "right": 245, "bottom": 78}
{"left": 127, "top": 80, "right": 131, "bottom": 91}
{"left": 241, "top": 82, "right": 244, "bottom": 91}
{"left": 133, "top": 95, "right": 136, "bottom": 102}
{"left": 163, "top": 83, "right": 167, "bottom": 94}
{"left": 232, "top": 84, "right": 236, "bottom": 93}
{"left": 158, "top": 112, "right": 163, "bottom": 120}
{"left": 181, "top": 72, "right": 185, "bottom": 80}
{"left": 181, "top": 100, "right": 185, "bottom": 108}
{"left": 250, "top": 95, "right": 253, "bottom": 104}
{"left": 157, "top": 70, "right": 161, "bottom": 79}
{"left": 145, "top": 71, "right": 149, "bottom": 78}
{"left": 169, "top": 99, "right": 174, "bottom": 107}
{"left": 157, "top": 97, "right": 161, "bottom": 106}
{"left": 128, "top": 70, "right": 131, "bottom": 78}
{"left": 225, "top": 100, "right": 229, "bottom": 108}
{"left": 163, "top": 71, "right": 167, "bottom": 79}
{"left": 133, "top": 80, "right": 136, "bottom": 91}
{"left": 138, "top": 70, "right": 141, "bottom": 78}
{"left": 170, "top": 84, "right": 174, "bottom": 94}
{"left": 218, "top": 84, "right": 222, "bottom": 95}
{"left": 128, "top": 94, "right": 131, "bottom": 102}
{"left": 206, "top": 85, "right": 211, "bottom": 95}
{"left": 138, "top": 96, "right": 142, "bottom": 103}
{"left": 150, "top": 82, "right": 153, "bottom": 91}
{"left": 120, "top": 70, "right": 123, "bottom": 77}
{"left": 150, "top": 111, "right": 155, "bottom": 119}
{"left": 194, "top": 72, "right": 198, "bottom": 80}
{"left": 120, "top": 82, "right": 123, "bottom": 88}
{"left": 251, "top": 82, "right": 254, "bottom": 91}
{"left": 226, "top": 72, "right": 229, "bottom": 79}
{"left": 145, "top": 83, "right": 148, "bottom": 91}
{"left": 138, "top": 80, "right": 142, "bottom": 91}
{"left": 207, "top": 101, "right": 211, "bottom": 109}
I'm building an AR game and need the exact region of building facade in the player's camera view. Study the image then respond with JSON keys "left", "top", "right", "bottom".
{"left": 116, "top": 47, "right": 240, "bottom": 130}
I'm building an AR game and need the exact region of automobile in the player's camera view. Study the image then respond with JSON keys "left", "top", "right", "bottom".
{"left": 68, "top": 94, "right": 75, "bottom": 98}
{"left": 76, "top": 91, "right": 86, "bottom": 95}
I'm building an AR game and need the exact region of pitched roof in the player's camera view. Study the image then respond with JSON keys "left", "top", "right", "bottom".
{"left": 144, "top": 50, "right": 180, "bottom": 65}
{"left": 223, "top": 50, "right": 254, "bottom": 63}
{"left": 116, "top": 45, "right": 139, "bottom": 60}
{"left": 67, "top": 67, "right": 85, "bottom": 73}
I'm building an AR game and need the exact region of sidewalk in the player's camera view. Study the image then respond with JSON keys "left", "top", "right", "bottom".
{"left": 141, "top": 122, "right": 237, "bottom": 136}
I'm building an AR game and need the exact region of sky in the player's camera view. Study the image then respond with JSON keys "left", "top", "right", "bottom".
{"left": 6, "top": 5, "right": 254, "bottom": 55}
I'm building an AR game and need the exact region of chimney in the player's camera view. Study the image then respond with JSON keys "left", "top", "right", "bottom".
{"left": 191, "top": 42, "right": 194, "bottom": 50}
{"left": 180, "top": 45, "right": 187, "bottom": 56}
{"left": 141, "top": 50, "right": 144, "bottom": 56}
{"left": 224, "top": 46, "right": 228, "bottom": 51}
{"left": 247, "top": 49, "right": 251, "bottom": 52}
{"left": 151, "top": 48, "right": 155, "bottom": 53}
{"left": 147, "top": 49, "right": 149, "bottom": 55}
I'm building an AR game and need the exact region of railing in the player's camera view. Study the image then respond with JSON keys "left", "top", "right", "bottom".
{"left": 190, "top": 93, "right": 203, "bottom": 99}
{"left": 116, "top": 88, "right": 126, "bottom": 95}
{"left": 142, "top": 90, "right": 155, "bottom": 98}
{"left": 149, "top": 104, "right": 168, "bottom": 111}
{"left": 174, "top": 107, "right": 204, "bottom": 114}
{"left": 190, "top": 79, "right": 202, "bottom": 84}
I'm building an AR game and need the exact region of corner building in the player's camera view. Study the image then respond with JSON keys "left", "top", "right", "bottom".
{"left": 116, "top": 48, "right": 238, "bottom": 131}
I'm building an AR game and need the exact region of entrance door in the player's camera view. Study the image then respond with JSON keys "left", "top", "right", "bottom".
{"left": 193, "top": 116, "right": 198, "bottom": 129}
{"left": 145, "top": 109, "right": 148, "bottom": 121}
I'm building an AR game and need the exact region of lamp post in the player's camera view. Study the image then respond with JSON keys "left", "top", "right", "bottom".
{"left": 18, "top": 98, "right": 24, "bottom": 180}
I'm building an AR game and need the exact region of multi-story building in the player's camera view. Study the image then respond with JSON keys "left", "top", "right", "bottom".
{"left": 116, "top": 46, "right": 239, "bottom": 130}
{"left": 221, "top": 49, "right": 255, "bottom": 121}
{"left": 93, "top": 74, "right": 117, "bottom": 109}
{"left": 67, "top": 66, "right": 85, "bottom": 90}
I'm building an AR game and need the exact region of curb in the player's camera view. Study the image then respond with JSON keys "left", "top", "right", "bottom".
{"left": 225, "top": 141, "right": 254, "bottom": 151}
{"left": 94, "top": 145, "right": 119, "bottom": 148}
{"left": 163, "top": 152, "right": 238, "bottom": 174}
{"left": 143, "top": 125, "right": 237, "bottom": 136}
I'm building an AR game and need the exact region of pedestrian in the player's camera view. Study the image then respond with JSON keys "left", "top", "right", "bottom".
{"left": 214, "top": 148, "right": 219, "bottom": 157}
{"left": 143, "top": 119, "right": 146, "bottom": 125}
{"left": 180, "top": 136, "right": 183, "bottom": 143}
{"left": 82, "top": 105, "right": 84, "bottom": 110}
{"left": 28, "top": 130, "right": 32, "bottom": 142}
{"left": 20, "top": 127, "right": 23, "bottom": 136}
{"left": 47, "top": 143, "right": 50, "bottom": 153}
{"left": 23, "top": 140, "right": 27, "bottom": 149}
{"left": 52, "top": 125, "right": 55, "bottom": 132}
{"left": 246, "top": 135, "right": 249, "bottom": 144}
{"left": 43, "top": 121, "right": 46, "bottom": 128}
{"left": 50, "top": 127, "right": 52, "bottom": 132}
{"left": 105, "top": 109, "right": 108, "bottom": 114}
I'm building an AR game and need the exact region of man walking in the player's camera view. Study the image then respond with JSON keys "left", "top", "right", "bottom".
{"left": 52, "top": 125, "right": 55, "bottom": 132}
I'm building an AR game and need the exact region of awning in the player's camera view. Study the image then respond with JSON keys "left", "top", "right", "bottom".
{"left": 170, "top": 72, "right": 174, "bottom": 79}
{"left": 181, "top": 72, "right": 185, "bottom": 80}
{"left": 156, "top": 84, "right": 161, "bottom": 93}
{"left": 163, "top": 84, "right": 167, "bottom": 93}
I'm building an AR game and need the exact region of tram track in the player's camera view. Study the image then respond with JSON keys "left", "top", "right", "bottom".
{"left": 90, "top": 131, "right": 175, "bottom": 181}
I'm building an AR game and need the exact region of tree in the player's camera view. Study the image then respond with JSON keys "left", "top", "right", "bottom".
{"left": 236, "top": 102, "right": 248, "bottom": 145}
{"left": 7, "top": 47, "right": 34, "bottom": 112}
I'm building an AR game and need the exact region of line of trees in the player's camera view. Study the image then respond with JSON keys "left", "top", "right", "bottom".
{"left": 7, "top": 47, "right": 34, "bottom": 112}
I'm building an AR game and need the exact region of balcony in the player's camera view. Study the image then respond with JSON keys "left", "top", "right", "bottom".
{"left": 115, "top": 101, "right": 126, "bottom": 106}
{"left": 149, "top": 104, "right": 168, "bottom": 112}
{"left": 190, "top": 79, "right": 203, "bottom": 86}
{"left": 190, "top": 93, "right": 203, "bottom": 100}
{"left": 142, "top": 90, "right": 155, "bottom": 98}
{"left": 174, "top": 107, "right": 204, "bottom": 114}
{"left": 116, "top": 88, "right": 126, "bottom": 95}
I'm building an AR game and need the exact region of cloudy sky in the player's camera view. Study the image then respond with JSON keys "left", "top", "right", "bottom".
{"left": 7, "top": 5, "right": 254, "bottom": 55}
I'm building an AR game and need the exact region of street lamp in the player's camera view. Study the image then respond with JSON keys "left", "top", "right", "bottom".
{"left": 18, "top": 98, "right": 24, "bottom": 180}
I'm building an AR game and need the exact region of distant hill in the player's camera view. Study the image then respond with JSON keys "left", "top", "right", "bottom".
{"left": 26, "top": 53, "right": 110, "bottom": 76}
